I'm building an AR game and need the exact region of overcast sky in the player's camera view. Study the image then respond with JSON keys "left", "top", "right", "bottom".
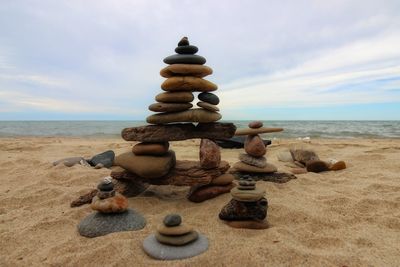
{"left": 1, "top": 0, "right": 399, "bottom": 120}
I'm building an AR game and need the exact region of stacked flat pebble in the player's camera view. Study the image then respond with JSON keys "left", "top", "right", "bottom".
{"left": 219, "top": 178, "right": 269, "bottom": 229}
{"left": 147, "top": 37, "right": 221, "bottom": 124}
{"left": 232, "top": 121, "right": 277, "bottom": 174}
{"left": 78, "top": 178, "right": 146, "bottom": 237}
{"left": 143, "top": 214, "right": 209, "bottom": 260}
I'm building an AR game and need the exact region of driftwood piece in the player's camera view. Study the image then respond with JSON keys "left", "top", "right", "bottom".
{"left": 231, "top": 171, "right": 297, "bottom": 183}
{"left": 121, "top": 122, "right": 236, "bottom": 142}
{"left": 111, "top": 160, "right": 230, "bottom": 186}
{"left": 70, "top": 179, "right": 149, "bottom": 207}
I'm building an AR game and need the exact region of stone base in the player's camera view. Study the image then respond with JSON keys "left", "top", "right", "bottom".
{"left": 143, "top": 233, "right": 208, "bottom": 260}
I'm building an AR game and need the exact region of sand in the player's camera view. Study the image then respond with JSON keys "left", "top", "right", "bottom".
{"left": 0, "top": 137, "right": 399, "bottom": 266}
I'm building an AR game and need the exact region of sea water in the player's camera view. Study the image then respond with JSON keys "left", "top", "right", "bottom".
{"left": 0, "top": 120, "right": 399, "bottom": 139}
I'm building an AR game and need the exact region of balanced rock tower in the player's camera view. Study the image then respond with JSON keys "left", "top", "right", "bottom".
{"left": 112, "top": 37, "right": 236, "bottom": 202}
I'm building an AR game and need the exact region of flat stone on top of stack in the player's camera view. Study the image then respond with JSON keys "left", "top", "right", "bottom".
{"left": 147, "top": 37, "right": 221, "bottom": 125}
{"left": 142, "top": 214, "right": 209, "bottom": 260}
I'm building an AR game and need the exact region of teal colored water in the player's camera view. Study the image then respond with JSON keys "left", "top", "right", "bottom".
{"left": 0, "top": 121, "right": 399, "bottom": 139}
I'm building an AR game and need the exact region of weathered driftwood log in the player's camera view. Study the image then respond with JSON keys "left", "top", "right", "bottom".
{"left": 121, "top": 122, "right": 236, "bottom": 142}
{"left": 111, "top": 160, "right": 230, "bottom": 186}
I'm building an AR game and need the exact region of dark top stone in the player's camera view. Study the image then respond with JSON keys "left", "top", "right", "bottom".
{"left": 178, "top": 37, "right": 189, "bottom": 46}
{"left": 88, "top": 150, "right": 115, "bottom": 168}
{"left": 175, "top": 45, "right": 198, "bottom": 55}
{"left": 163, "top": 214, "right": 182, "bottom": 226}
{"left": 198, "top": 92, "right": 220, "bottom": 105}
{"left": 163, "top": 54, "right": 206, "bottom": 65}
{"left": 97, "top": 181, "right": 114, "bottom": 191}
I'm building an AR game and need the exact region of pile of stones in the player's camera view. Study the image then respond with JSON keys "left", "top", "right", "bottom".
{"left": 219, "top": 178, "right": 269, "bottom": 229}
{"left": 143, "top": 214, "right": 208, "bottom": 260}
{"left": 230, "top": 121, "right": 279, "bottom": 179}
{"left": 111, "top": 37, "right": 237, "bottom": 202}
{"left": 77, "top": 178, "right": 146, "bottom": 237}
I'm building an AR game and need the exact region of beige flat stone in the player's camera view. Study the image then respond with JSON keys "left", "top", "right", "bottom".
{"left": 233, "top": 161, "right": 277, "bottom": 173}
{"left": 157, "top": 224, "right": 193, "bottom": 236}
{"left": 148, "top": 102, "right": 192, "bottom": 113}
{"left": 155, "top": 91, "right": 194, "bottom": 103}
{"left": 161, "top": 76, "right": 217, "bottom": 92}
{"left": 114, "top": 151, "right": 176, "bottom": 179}
{"left": 155, "top": 231, "right": 198, "bottom": 246}
{"left": 160, "top": 64, "right": 213, "bottom": 78}
{"left": 235, "top": 127, "right": 284, "bottom": 136}
{"left": 230, "top": 187, "right": 265, "bottom": 202}
{"left": 210, "top": 173, "right": 234, "bottom": 185}
{"left": 146, "top": 109, "right": 221, "bottom": 124}
{"left": 197, "top": 101, "right": 219, "bottom": 112}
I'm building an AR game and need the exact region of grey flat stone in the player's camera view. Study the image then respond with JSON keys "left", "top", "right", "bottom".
{"left": 77, "top": 209, "right": 146, "bottom": 238}
{"left": 88, "top": 150, "right": 115, "bottom": 168}
{"left": 143, "top": 233, "right": 208, "bottom": 260}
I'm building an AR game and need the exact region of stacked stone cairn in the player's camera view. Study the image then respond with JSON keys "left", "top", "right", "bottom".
{"left": 230, "top": 121, "right": 281, "bottom": 179}
{"left": 77, "top": 178, "right": 146, "bottom": 237}
{"left": 143, "top": 214, "right": 208, "bottom": 260}
{"left": 112, "top": 37, "right": 237, "bottom": 202}
{"left": 219, "top": 178, "right": 269, "bottom": 229}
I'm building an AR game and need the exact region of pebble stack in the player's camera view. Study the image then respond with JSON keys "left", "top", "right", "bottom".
{"left": 231, "top": 121, "right": 278, "bottom": 178}
{"left": 77, "top": 178, "right": 146, "bottom": 238}
{"left": 143, "top": 214, "right": 208, "bottom": 260}
{"left": 219, "top": 178, "right": 269, "bottom": 229}
{"left": 147, "top": 37, "right": 221, "bottom": 124}
{"left": 111, "top": 37, "right": 236, "bottom": 203}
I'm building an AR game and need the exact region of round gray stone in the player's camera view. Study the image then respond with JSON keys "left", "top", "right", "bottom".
{"left": 77, "top": 209, "right": 146, "bottom": 238}
{"left": 198, "top": 92, "right": 219, "bottom": 105}
{"left": 143, "top": 233, "right": 209, "bottom": 260}
{"left": 163, "top": 214, "right": 181, "bottom": 226}
{"left": 88, "top": 150, "right": 115, "bottom": 168}
{"left": 163, "top": 54, "right": 206, "bottom": 65}
{"left": 175, "top": 45, "right": 198, "bottom": 55}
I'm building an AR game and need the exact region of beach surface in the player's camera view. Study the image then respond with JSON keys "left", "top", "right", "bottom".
{"left": 0, "top": 137, "right": 399, "bottom": 266}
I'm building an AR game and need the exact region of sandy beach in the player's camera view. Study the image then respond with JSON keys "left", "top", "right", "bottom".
{"left": 0, "top": 137, "right": 399, "bottom": 266}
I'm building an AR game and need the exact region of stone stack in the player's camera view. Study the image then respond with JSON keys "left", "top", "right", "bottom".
{"left": 143, "top": 214, "right": 208, "bottom": 260}
{"left": 147, "top": 37, "right": 221, "bottom": 124}
{"left": 230, "top": 121, "right": 278, "bottom": 179}
{"left": 111, "top": 37, "right": 237, "bottom": 202}
{"left": 77, "top": 178, "right": 146, "bottom": 237}
{"left": 219, "top": 178, "right": 269, "bottom": 229}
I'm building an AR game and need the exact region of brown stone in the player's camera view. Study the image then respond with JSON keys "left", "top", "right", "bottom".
{"left": 235, "top": 127, "right": 283, "bottom": 136}
{"left": 155, "top": 91, "right": 194, "bottom": 103}
{"left": 226, "top": 220, "right": 269, "bottom": 229}
{"left": 148, "top": 102, "right": 192, "bottom": 113}
{"left": 197, "top": 101, "right": 219, "bottom": 112}
{"left": 155, "top": 231, "right": 198, "bottom": 246}
{"left": 244, "top": 135, "right": 266, "bottom": 157}
{"left": 161, "top": 76, "right": 217, "bottom": 92}
{"left": 233, "top": 162, "right": 277, "bottom": 173}
{"left": 157, "top": 224, "right": 193, "bottom": 236}
{"left": 70, "top": 189, "right": 98, "bottom": 207}
{"left": 211, "top": 173, "right": 234, "bottom": 185}
{"left": 111, "top": 160, "right": 230, "bottom": 186}
{"left": 306, "top": 160, "right": 330, "bottom": 173}
{"left": 90, "top": 193, "right": 128, "bottom": 213}
{"left": 160, "top": 64, "right": 213, "bottom": 78}
{"left": 219, "top": 198, "right": 268, "bottom": 221}
{"left": 114, "top": 151, "right": 176, "bottom": 179}
{"left": 132, "top": 142, "right": 169, "bottom": 156}
{"left": 122, "top": 122, "right": 236, "bottom": 142}
{"left": 187, "top": 183, "right": 235, "bottom": 203}
{"left": 248, "top": 121, "right": 263, "bottom": 129}
{"left": 146, "top": 109, "right": 221, "bottom": 124}
{"left": 199, "top": 139, "right": 221, "bottom": 169}
{"left": 230, "top": 187, "right": 265, "bottom": 202}
{"left": 330, "top": 160, "right": 346, "bottom": 171}
{"left": 239, "top": 153, "right": 267, "bottom": 168}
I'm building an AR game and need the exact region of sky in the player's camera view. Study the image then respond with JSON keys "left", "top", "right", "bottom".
{"left": 0, "top": 0, "right": 400, "bottom": 120}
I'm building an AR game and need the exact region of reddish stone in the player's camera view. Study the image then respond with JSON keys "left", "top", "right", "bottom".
{"left": 248, "top": 121, "right": 263, "bottom": 129}
{"left": 199, "top": 139, "right": 221, "bottom": 169}
{"left": 244, "top": 135, "right": 266, "bottom": 157}
{"left": 306, "top": 160, "right": 330, "bottom": 173}
{"left": 187, "top": 183, "right": 235, "bottom": 203}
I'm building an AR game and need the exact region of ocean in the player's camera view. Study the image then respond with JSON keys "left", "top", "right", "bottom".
{"left": 0, "top": 120, "right": 399, "bottom": 139}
